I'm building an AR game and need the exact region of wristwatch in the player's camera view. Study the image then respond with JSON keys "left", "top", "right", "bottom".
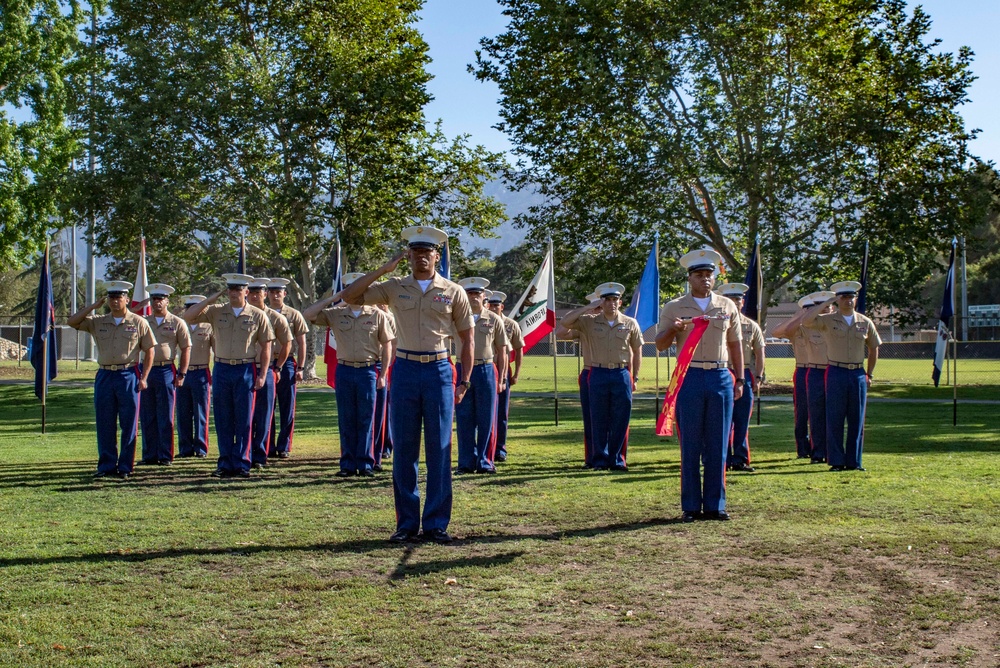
{"left": 460, "top": 380, "right": 471, "bottom": 389}
{"left": 176, "top": 372, "right": 186, "bottom": 379}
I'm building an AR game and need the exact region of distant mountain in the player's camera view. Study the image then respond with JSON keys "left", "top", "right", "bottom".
{"left": 453, "top": 180, "right": 547, "bottom": 257}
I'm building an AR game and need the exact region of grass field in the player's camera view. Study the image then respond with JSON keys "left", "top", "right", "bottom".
{"left": 0, "top": 383, "right": 997, "bottom": 667}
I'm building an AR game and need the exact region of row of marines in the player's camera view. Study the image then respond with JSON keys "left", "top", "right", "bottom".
{"left": 68, "top": 228, "right": 880, "bottom": 542}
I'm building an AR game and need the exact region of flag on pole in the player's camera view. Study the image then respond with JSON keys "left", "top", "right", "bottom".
{"left": 857, "top": 240, "right": 870, "bottom": 315}
{"left": 511, "top": 242, "right": 556, "bottom": 354}
{"left": 130, "top": 236, "right": 150, "bottom": 316}
{"left": 623, "top": 236, "right": 660, "bottom": 332}
{"left": 324, "top": 232, "right": 345, "bottom": 389}
{"left": 238, "top": 235, "right": 246, "bottom": 274}
{"left": 30, "top": 243, "right": 58, "bottom": 401}
{"left": 742, "top": 239, "right": 762, "bottom": 321}
{"left": 440, "top": 237, "right": 451, "bottom": 281}
{"left": 932, "top": 240, "right": 956, "bottom": 387}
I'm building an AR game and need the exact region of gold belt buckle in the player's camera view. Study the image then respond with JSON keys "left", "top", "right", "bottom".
{"left": 420, "top": 354, "right": 430, "bottom": 363}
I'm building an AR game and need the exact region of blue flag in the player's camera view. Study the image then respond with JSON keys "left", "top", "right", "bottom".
{"left": 440, "top": 238, "right": 451, "bottom": 281}
{"left": 857, "top": 241, "right": 870, "bottom": 315}
{"left": 741, "top": 239, "right": 761, "bottom": 321}
{"left": 238, "top": 235, "right": 246, "bottom": 274}
{"left": 30, "top": 244, "right": 58, "bottom": 400}
{"left": 932, "top": 241, "right": 956, "bottom": 387}
{"left": 623, "top": 237, "right": 660, "bottom": 332}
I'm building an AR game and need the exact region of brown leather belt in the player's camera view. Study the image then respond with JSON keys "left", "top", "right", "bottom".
{"left": 151, "top": 361, "right": 173, "bottom": 367}
{"left": 829, "top": 361, "right": 864, "bottom": 370}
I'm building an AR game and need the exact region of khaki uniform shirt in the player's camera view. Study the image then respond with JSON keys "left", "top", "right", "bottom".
{"left": 146, "top": 312, "right": 191, "bottom": 363}
{"left": 791, "top": 325, "right": 810, "bottom": 366}
{"left": 186, "top": 322, "right": 214, "bottom": 366}
{"left": 193, "top": 303, "right": 274, "bottom": 360}
{"left": 313, "top": 305, "right": 394, "bottom": 363}
{"left": 468, "top": 310, "right": 510, "bottom": 361}
{"left": 568, "top": 312, "right": 644, "bottom": 366}
{"left": 276, "top": 304, "right": 309, "bottom": 360}
{"left": 805, "top": 328, "right": 829, "bottom": 366}
{"left": 502, "top": 315, "right": 525, "bottom": 351}
{"left": 733, "top": 314, "right": 765, "bottom": 371}
{"left": 74, "top": 311, "right": 156, "bottom": 366}
{"left": 807, "top": 311, "right": 882, "bottom": 365}
{"left": 262, "top": 307, "right": 292, "bottom": 362}
{"left": 659, "top": 293, "right": 741, "bottom": 362}
{"left": 361, "top": 274, "right": 474, "bottom": 352}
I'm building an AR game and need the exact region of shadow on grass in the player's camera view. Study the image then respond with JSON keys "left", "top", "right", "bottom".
{"left": 0, "top": 516, "right": 686, "bottom": 571}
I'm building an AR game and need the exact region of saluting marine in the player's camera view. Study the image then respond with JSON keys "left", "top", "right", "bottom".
{"left": 266, "top": 278, "right": 309, "bottom": 459}
{"left": 717, "top": 283, "right": 765, "bottom": 473}
{"left": 340, "top": 226, "right": 475, "bottom": 545}
{"left": 246, "top": 278, "right": 292, "bottom": 469}
{"left": 454, "top": 280, "right": 510, "bottom": 475}
{"left": 561, "top": 282, "right": 644, "bottom": 471}
{"left": 176, "top": 294, "right": 214, "bottom": 458}
{"left": 183, "top": 274, "right": 274, "bottom": 478}
{"left": 486, "top": 290, "right": 524, "bottom": 463}
{"left": 802, "top": 281, "right": 881, "bottom": 471}
{"left": 304, "top": 272, "right": 396, "bottom": 477}
{"left": 773, "top": 297, "right": 813, "bottom": 459}
{"left": 68, "top": 281, "right": 157, "bottom": 479}
{"left": 556, "top": 292, "right": 602, "bottom": 468}
{"left": 138, "top": 283, "right": 191, "bottom": 466}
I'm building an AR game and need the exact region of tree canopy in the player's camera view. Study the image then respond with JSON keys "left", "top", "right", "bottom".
{"left": 476, "top": 0, "right": 986, "bottom": 322}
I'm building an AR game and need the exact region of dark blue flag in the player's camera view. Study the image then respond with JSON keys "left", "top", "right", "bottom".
{"left": 741, "top": 239, "right": 761, "bottom": 321}
{"left": 932, "top": 241, "right": 956, "bottom": 387}
{"left": 440, "top": 238, "right": 451, "bottom": 281}
{"left": 30, "top": 244, "right": 58, "bottom": 400}
{"left": 624, "top": 237, "right": 660, "bottom": 332}
{"left": 238, "top": 235, "right": 246, "bottom": 274}
{"left": 857, "top": 241, "right": 870, "bottom": 314}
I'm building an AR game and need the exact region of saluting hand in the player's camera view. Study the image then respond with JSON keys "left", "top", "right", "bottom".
{"left": 381, "top": 250, "right": 407, "bottom": 274}
{"left": 93, "top": 297, "right": 107, "bottom": 311}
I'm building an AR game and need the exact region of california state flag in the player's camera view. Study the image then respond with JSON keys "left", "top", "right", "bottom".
{"left": 511, "top": 240, "right": 556, "bottom": 353}
{"left": 130, "top": 236, "right": 150, "bottom": 316}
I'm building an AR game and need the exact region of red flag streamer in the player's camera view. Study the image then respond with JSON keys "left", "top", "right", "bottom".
{"left": 656, "top": 316, "right": 712, "bottom": 437}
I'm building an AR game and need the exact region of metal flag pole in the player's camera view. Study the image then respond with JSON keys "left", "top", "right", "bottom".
{"left": 952, "top": 330, "right": 958, "bottom": 427}
{"left": 549, "top": 237, "right": 559, "bottom": 426}
{"left": 41, "top": 240, "right": 50, "bottom": 434}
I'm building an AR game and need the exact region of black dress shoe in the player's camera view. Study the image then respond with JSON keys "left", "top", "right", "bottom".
{"left": 454, "top": 467, "right": 474, "bottom": 474}
{"left": 704, "top": 510, "right": 731, "bottom": 521}
{"left": 118, "top": 472, "right": 132, "bottom": 480}
{"left": 476, "top": 467, "right": 497, "bottom": 474}
{"left": 358, "top": 469, "right": 375, "bottom": 477}
{"left": 136, "top": 459, "right": 156, "bottom": 466}
{"left": 422, "top": 528, "right": 454, "bottom": 544}
{"left": 251, "top": 462, "right": 266, "bottom": 470}
{"left": 829, "top": 465, "right": 846, "bottom": 472}
{"left": 796, "top": 454, "right": 810, "bottom": 459}
{"left": 335, "top": 470, "right": 354, "bottom": 478}
{"left": 276, "top": 451, "right": 290, "bottom": 459}
{"left": 848, "top": 466, "right": 867, "bottom": 471}
{"left": 593, "top": 466, "right": 609, "bottom": 471}
{"left": 195, "top": 452, "right": 208, "bottom": 458}
{"left": 388, "top": 529, "right": 420, "bottom": 543}
{"left": 157, "top": 459, "right": 172, "bottom": 466}
{"left": 611, "top": 464, "right": 629, "bottom": 472}
{"left": 810, "top": 457, "right": 826, "bottom": 464}
{"left": 582, "top": 463, "right": 594, "bottom": 469}
{"left": 731, "top": 463, "right": 755, "bottom": 472}
{"left": 495, "top": 453, "right": 507, "bottom": 462}
{"left": 373, "top": 464, "right": 383, "bottom": 473}
{"left": 93, "top": 470, "right": 112, "bottom": 478}
{"left": 210, "top": 468, "right": 230, "bottom": 478}
{"left": 682, "top": 511, "right": 701, "bottom": 523}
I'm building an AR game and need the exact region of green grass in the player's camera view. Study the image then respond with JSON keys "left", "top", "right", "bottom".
{"left": 0, "top": 384, "right": 998, "bottom": 666}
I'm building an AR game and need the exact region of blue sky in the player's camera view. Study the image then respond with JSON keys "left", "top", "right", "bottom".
{"left": 418, "top": 0, "right": 1000, "bottom": 166}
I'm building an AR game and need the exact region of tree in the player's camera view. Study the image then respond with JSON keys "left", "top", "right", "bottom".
{"left": 0, "top": 0, "right": 82, "bottom": 268}
{"left": 77, "top": 0, "right": 506, "bottom": 376}
{"left": 476, "top": 0, "right": 983, "bottom": 323}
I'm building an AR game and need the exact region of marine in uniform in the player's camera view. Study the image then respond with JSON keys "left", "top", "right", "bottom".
{"left": 556, "top": 293, "right": 601, "bottom": 468}
{"left": 656, "top": 250, "right": 743, "bottom": 521}
{"left": 486, "top": 290, "right": 525, "bottom": 463}
{"left": 68, "top": 281, "right": 157, "bottom": 479}
{"left": 803, "top": 281, "right": 881, "bottom": 471}
{"left": 246, "top": 278, "right": 292, "bottom": 469}
{"left": 372, "top": 304, "right": 397, "bottom": 471}
{"left": 176, "top": 294, "right": 213, "bottom": 458}
{"left": 341, "top": 226, "right": 474, "bottom": 544}
{"left": 717, "top": 283, "right": 765, "bottom": 473}
{"left": 305, "top": 272, "right": 395, "bottom": 476}
{"left": 138, "top": 283, "right": 191, "bottom": 466}
{"left": 266, "top": 278, "right": 309, "bottom": 459}
{"left": 773, "top": 297, "right": 813, "bottom": 458}
{"left": 183, "top": 274, "right": 274, "bottom": 478}
{"left": 454, "top": 279, "right": 509, "bottom": 474}
{"left": 562, "top": 282, "right": 644, "bottom": 471}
